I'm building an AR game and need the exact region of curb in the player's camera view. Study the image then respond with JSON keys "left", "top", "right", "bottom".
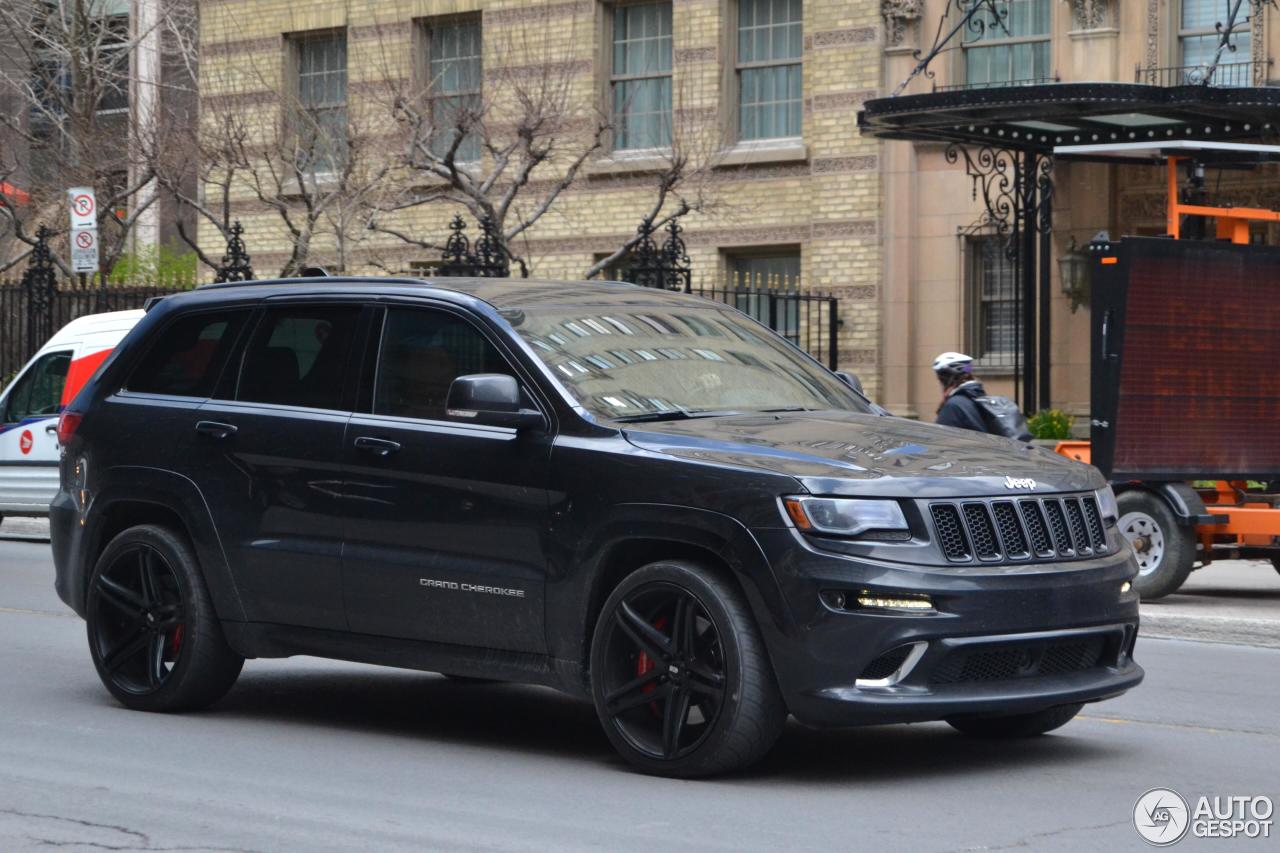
{"left": 1140, "top": 611, "right": 1280, "bottom": 650}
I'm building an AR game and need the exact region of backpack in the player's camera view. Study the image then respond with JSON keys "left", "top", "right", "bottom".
{"left": 974, "top": 395, "right": 1033, "bottom": 442}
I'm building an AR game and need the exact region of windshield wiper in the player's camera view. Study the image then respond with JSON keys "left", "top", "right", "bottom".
{"left": 612, "top": 407, "right": 745, "bottom": 423}
{"left": 758, "top": 406, "right": 814, "bottom": 413}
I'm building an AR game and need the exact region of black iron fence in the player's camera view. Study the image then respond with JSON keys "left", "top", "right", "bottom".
{"left": 692, "top": 278, "right": 840, "bottom": 371}
{"left": 1136, "top": 60, "right": 1269, "bottom": 88}
{"left": 0, "top": 275, "right": 193, "bottom": 383}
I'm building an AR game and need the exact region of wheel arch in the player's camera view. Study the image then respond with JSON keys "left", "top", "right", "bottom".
{"left": 79, "top": 467, "right": 245, "bottom": 622}
{"left": 554, "top": 504, "right": 792, "bottom": 694}
{"left": 1113, "top": 481, "right": 1208, "bottom": 528}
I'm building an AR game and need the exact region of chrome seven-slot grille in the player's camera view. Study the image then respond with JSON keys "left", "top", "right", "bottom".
{"left": 930, "top": 495, "right": 1109, "bottom": 563}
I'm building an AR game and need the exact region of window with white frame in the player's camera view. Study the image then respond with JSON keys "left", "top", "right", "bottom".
{"left": 966, "top": 236, "right": 1020, "bottom": 366}
{"left": 963, "top": 0, "right": 1051, "bottom": 87}
{"left": 736, "top": 0, "right": 802, "bottom": 141}
{"left": 1180, "top": 0, "right": 1251, "bottom": 85}
{"left": 610, "top": 2, "right": 672, "bottom": 151}
{"left": 426, "top": 17, "right": 482, "bottom": 161}
{"left": 293, "top": 31, "right": 348, "bottom": 173}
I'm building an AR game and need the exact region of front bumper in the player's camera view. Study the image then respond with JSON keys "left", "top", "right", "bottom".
{"left": 751, "top": 528, "right": 1144, "bottom": 728}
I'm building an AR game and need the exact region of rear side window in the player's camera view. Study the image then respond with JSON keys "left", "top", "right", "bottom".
{"left": 235, "top": 305, "right": 361, "bottom": 410}
{"left": 374, "top": 308, "right": 514, "bottom": 421}
{"left": 127, "top": 311, "right": 248, "bottom": 398}
{"left": 2, "top": 350, "right": 71, "bottom": 422}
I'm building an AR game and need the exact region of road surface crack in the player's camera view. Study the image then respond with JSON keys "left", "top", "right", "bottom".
{"left": 1, "top": 807, "right": 258, "bottom": 852}
{"left": 946, "top": 817, "right": 1131, "bottom": 851}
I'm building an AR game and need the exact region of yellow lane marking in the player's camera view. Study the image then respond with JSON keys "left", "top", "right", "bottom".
{"left": 0, "top": 606, "right": 77, "bottom": 620}
{"left": 1081, "top": 714, "right": 1277, "bottom": 739}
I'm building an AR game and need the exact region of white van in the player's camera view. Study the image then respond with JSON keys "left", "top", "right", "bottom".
{"left": 0, "top": 310, "right": 143, "bottom": 521}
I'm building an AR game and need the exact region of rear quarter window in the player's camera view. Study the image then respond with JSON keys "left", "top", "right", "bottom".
{"left": 125, "top": 310, "right": 250, "bottom": 398}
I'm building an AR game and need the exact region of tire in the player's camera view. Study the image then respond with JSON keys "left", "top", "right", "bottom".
{"left": 441, "top": 674, "right": 497, "bottom": 684}
{"left": 86, "top": 524, "right": 243, "bottom": 712}
{"left": 589, "top": 560, "right": 787, "bottom": 778}
{"left": 1117, "top": 490, "right": 1195, "bottom": 600}
{"left": 947, "top": 703, "right": 1084, "bottom": 738}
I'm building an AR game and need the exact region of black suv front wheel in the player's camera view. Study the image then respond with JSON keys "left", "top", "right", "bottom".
{"left": 590, "top": 560, "right": 786, "bottom": 777}
{"left": 86, "top": 525, "right": 243, "bottom": 712}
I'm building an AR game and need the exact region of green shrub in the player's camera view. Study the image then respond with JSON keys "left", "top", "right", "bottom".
{"left": 1027, "top": 408, "right": 1073, "bottom": 440}
{"left": 107, "top": 245, "right": 198, "bottom": 286}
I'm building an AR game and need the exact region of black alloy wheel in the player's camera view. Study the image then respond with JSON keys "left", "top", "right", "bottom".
{"left": 86, "top": 525, "right": 243, "bottom": 712}
{"left": 89, "top": 543, "right": 186, "bottom": 696}
{"left": 590, "top": 561, "right": 786, "bottom": 777}
{"left": 599, "top": 583, "right": 727, "bottom": 761}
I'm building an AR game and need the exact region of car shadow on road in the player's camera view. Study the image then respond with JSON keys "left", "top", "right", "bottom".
{"left": 202, "top": 665, "right": 1125, "bottom": 782}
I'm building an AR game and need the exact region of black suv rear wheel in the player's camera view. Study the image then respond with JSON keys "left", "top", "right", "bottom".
{"left": 86, "top": 525, "right": 243, "bottom": 712}
{"left": 590, "top": 560, "right": 786, "bottom": 777}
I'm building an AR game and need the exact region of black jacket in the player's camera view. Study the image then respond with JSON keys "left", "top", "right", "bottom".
{"left": 937, "top": 381, "right": 990, "bottom": 434}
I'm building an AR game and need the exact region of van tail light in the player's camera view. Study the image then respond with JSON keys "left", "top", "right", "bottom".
{"left": 56, "top": 411, "right": 83, "bottom": 446}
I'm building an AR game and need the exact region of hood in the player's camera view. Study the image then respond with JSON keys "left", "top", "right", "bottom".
{"left": 621, "top": 410, "right": 1103, "bottom": 498}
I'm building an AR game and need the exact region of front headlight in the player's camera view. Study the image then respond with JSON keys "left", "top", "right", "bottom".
{"left": 783, "top": 497, "right": 909, "bottom": 538}
{"left": 1096, "top": 486, "right": 1119, "bottom": 526}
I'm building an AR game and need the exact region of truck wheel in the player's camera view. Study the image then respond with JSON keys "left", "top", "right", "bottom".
{"left": 1117, "top": 491, "right": 1195, "bottom": 600}
{"left": 590, "top": 560, "right": 787, "bottom": 778}
{"left": 948, "top": 703, "right": 1083, "bottom": 738}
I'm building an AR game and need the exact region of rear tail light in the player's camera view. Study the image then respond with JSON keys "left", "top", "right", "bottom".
{"left": 56, "top": 411, "right": 83, "bottom": 446}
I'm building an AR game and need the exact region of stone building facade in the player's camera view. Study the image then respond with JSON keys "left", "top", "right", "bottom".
{"left": 197, "top": 0, "right": 888, "bottom": 395}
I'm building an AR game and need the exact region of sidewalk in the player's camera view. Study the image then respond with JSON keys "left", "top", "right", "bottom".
{"left": 3, "top": 517, "right": 1277, "bottom": 647}
{"left": 1140, "top": 559, "right": 1280, "bottom": 649}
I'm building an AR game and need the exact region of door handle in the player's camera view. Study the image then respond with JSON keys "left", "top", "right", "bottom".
{"left": 195, "top": 420, "right": 238, "bottom": 439}
{"left": 45, "top": 424, "right": 58, "bottom": 435}
{"left": 354, "top": 436, "right": 401, "bottom": 456}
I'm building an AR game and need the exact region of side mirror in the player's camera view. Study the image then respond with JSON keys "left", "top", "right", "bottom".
{"left": 835, "top": 371, "right": 864, "bottom": 395}
{"left": 446, "top": 374, "right": 545, "bottom": 431}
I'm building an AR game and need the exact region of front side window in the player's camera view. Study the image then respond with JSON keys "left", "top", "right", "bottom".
{"left": 1181, "top": 0, "right": 1251, "bottom": 86}
{"left": 737, "top": 0, "right": 802, "bottom": 141}
{"left": 374, "top": 308, "right": 515, "bottom": 421}
{"left": 507, "top": 305, "right": 867, "bottom": 420}
{"left": 963, "top": 0, "right": 1051, "bottom": 87}
{"left": 966, "top": 236, "right": 1020, "bottom": 367}
{"left": 611, "top": 2, "right": 672, "bottom": 151}
{"left": 427, "top": 18, "right": 483, "bottom": 161}
{"left": 294, "top": 31, "right": 348, "bottom": 172}
{"left": 127, "top": 311, "right": 250, "bottom": 398}
{"left": 235, "top": 306, "right": 361, "bottom": 410}
{"left": 2, "top": 351, "right": 71, "bottom": 422}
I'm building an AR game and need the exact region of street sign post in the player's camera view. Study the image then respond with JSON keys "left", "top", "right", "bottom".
{"left": 67, "top": 187, "right": 96, "bottom": 229}
{"left": 70, "top": 226, "right": 99, "bottom": 274}
{"left": 67, "top": 186, "right": 100, "bottom": 275}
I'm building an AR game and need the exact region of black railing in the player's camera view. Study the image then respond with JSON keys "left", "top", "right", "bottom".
{"left": 1136, "top": 60, "right": 1269, "bottom": 88}
{"left": 0, "top": 277, "right": 194, "bottom": 383}
{"left": 692, "top": 281, "right": 840, "bottom": 371}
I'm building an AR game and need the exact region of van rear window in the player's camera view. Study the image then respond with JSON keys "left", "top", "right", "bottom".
{"left": 126, "top": 311, "right": 249, "bottom": 398}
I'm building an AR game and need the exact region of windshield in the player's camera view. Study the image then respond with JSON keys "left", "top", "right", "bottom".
{"left": 503, "top": 304, "right": 871, "bottom": 420}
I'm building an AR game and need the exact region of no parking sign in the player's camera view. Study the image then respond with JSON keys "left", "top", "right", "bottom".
{"left": 67, "top": 186, "right": 99, "bottom": 274}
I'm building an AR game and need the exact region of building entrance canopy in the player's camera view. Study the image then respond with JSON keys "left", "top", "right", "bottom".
{"left": 858, "top": 83, "right": 1280, "bottom": 156}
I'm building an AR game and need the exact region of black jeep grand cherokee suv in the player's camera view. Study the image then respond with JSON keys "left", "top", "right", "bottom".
{"left": 50, "top": 277, "right": 1142, "bottom": 777}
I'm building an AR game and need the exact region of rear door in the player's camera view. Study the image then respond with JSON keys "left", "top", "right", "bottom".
{"left": 187, "top": 300, "right": 365, "bottom": 630}
{"left": 341, "top": 303, "right": 553, "bottom": 652}
{"left": 0, "top": 348, "right": 73, "bottom": 512}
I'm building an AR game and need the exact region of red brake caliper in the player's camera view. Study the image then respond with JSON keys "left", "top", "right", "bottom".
{"left": 635, "top": 616, "right": 668, "bottom": 717}
{"left": 170, "top": 624, "right": 185, "bottom": 659}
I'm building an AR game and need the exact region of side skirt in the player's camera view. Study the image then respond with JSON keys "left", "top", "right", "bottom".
{"left": 221, "top": 621, "right": 587, "bottom": 697}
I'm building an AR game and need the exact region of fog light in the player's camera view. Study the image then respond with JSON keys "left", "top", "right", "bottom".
{"left": 855, "top": 592, "right": 934, "bottom": 613}
{"left": 1120, "top": 581, "right": 1132, "bottom": 595}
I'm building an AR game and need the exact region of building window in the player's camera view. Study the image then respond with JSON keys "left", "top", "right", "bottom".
{"left": 293, "top": 31, "right": 348, "bottom": 172}
{"left": 425, "top": 17, "right": 483, "bottom": 161}
{"left": 963, "top": 0, "right": 1051, "bottom": 87}
{"left": 1180, "top": 0, "right": 1251, "bottom": 85}
{"left": 610, "top": 2, "right": 672, "bottom": 151}
{"left": 966, "top": 236, "right": 1020, "bottom": 366}
{"left": 736, "top": 0, "right": 802, "bottom": 141}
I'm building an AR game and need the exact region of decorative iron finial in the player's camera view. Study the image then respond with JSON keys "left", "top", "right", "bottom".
{"left": 214, "top": 220, "right": 254, "bottom": 282}
{"left": 22, "top": 225, "right": 59, "bottom": 347}
{"left": 622, "top": 216, "right": 692, "bottom": 292}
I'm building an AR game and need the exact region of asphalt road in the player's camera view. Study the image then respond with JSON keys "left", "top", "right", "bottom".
{"left": 1, "top": 537, "right": 1277, "bottom": 853}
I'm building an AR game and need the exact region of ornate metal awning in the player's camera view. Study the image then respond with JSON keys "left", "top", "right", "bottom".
{"left": 858, "top": 82, "right": 1280, "bottom": 154}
